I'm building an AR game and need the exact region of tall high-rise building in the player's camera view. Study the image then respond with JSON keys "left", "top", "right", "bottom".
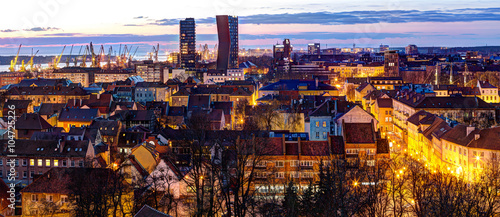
{"left": 216, "top": 15, "right": 238, "bottom": 70}
{"left": 180, "top": 18, "right": 196, "bottom": 70}
{"left": 308, "top": 43, "right": 320, "bottom": 55}
{"left": 384, "top": 50, "right": 400, "bottom": 77}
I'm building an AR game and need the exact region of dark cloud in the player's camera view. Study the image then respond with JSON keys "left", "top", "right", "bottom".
{"left": 151, "top": 18, "right": 180, "bottom": 25}
{"left": 0, "top": 29, "right": 18, "bottom": 33}
{"left": 133, "top": 16, "right": 148, "bottom": 19}
{"left": 237, "top": 8, "right": 500, "bottom": 25}
{"left": 124, "top": 24, "right": 144, "bottom": 26}
{"left": 23, "top": 27, "right": 60, "bottom": 32}
{"left": 147, "top": 7, "right": 500, "bottom": 26}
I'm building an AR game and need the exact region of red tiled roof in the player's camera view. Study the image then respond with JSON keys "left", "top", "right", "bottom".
{"left": 343, "top": 122, "right": 375, "bottom": 144}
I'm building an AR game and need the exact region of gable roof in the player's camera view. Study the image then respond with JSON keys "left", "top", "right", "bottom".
{"left": 134, "top": 205, "right": 172, "bottom": 217}
{"left": 15, "top": 113, "right": 53, "bottom": 130}
{"left": 37, "top": 103, "right": 66, "bottom": 116}
{"left": 59, "top": 108, "right": 99, "bottom": 122}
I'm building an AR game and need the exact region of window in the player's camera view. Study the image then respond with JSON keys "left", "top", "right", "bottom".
{"left": 30, "top": 171, "right": 34, "bottom": 178}
{"left": 62, "top": 160, "right": 67, "bottom": 167}
{"left": 46, "top": 195, "right": 53, "bottom": 202}
{"left": 70, "top": 160, "right": 75, "bottom": 167}
{"left": 276, "top": 172, "right": 284, "bottom": 179}
{"left": 32, "top": 194, "right": 39, "bottom": 202}
{"left": 275, "top": 161, "right": 284, "bottom": 167}
{"left": 61, "top": 196, "right": 68, "bottom": 203}
{"left": 315, "top": 121, "right": 319, "bottom": 127}
{"left": 54, "top": 160, "right": 59, "bottom": 167}
{"left": 45, "top": 159, "right": 50, "bottom": 167}
{"left": 291, "top": 171, "right": 300, "bottom": 178}
{"left": 323, "top": 121, "right": 327, "bottom": 127}
{"left": 316, "top": 132, "right": 319, "bottom": 139}
{"left": 15, "top": 159, "right": 18, "bottom": 166}
{"left": 300, "top": 161, "right": 314, "bottom": 167}
{"left": 290, "top": 160, "right": 299, "bottom": 167}
{"left": 22, "top": 159, "right": 27, "bottom": 166}
{"left": 323, "top": 132, "right": 327, "bottom": 139}
{"left": 38, "top": 159, "right": 43, "bottom": 166}
{"left": 0, "top": 170, "right": 2, "bottom": 177}
{"left": 0, "top": 159, "right": 2, "bottom": 166}
{"left": 23, "top": 171, "right": 27, "bottom": 178}
{"left": 79, "top": 161, "right": 84, "bottom": 167}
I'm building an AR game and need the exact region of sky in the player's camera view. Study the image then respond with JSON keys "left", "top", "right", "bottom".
{"left": 0, "top": 0, "right": 500, "bottom": 55}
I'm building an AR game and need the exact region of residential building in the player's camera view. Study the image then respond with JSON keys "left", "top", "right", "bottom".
{"left": 180, "top": 18, "right": 196, "bottom": 71}
{"left": 216, "top": 15, "right": 238, "bottom": 70}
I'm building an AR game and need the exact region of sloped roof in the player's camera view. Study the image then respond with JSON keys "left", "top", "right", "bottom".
{"left": 441, "top": 124, "right": 478, "bottom": 146}
{"left": 59, "top": 108, "right": 99, "bottom": 122}
{"left": 467, "top": 127, "right": 500, "bottom": 150}
{"left": 259, "top": 79, "right": 337, "bottom": 91}
{"left": 135, "top": 205, "right": 172, "bottom": 217}
{"left": 37, "top": 103, "right": 66, "bottom": 116}
{"left": 414, "top": 96, "right": 492, "bottom": 109}
{"left": 15, "top": 113, "right": 53, "bottom": 130}
{"left": 343, "top": 123, "right": 375, "bottom": 144}
{"left": 376, "top": 98, "right": 393, "bottom": 108}
{"left": 3, "top": 99, "right": 31, "bottom": 110}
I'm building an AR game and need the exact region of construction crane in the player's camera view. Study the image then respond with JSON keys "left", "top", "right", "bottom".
{"left": 66, "top": 45, "right": 74, "bottom": 68}
{"left": 52, "top": 45, "right": 66, "bottom": 70}
{"left": 9, "top": 44, "right": 22, "bottom": 72}
{"left": 75, "top": 46, "right": 83, "bottom": 66}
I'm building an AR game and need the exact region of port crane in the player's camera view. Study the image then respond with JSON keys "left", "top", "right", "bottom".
{"left": 9, "top": 44, "right": 22, "bottom": 72}
{"left": 27, "top": 49, "right": 39, "bottom": 72}
{"left": 81, "top": 45, "right": 89, "bottom": 67}
{"left": 52, "top": 45, "right": 66, "bottom": 70}
{"left": 90, "top": 42, "right": 97, "bottom": 67}
{"left": 66, "top": 45, "right": 74, "bottom": 68}
{"left": 107, "top": 46, "right": 112, "bottom": 69}
{"left": 20, "top": 48, "right": 39, "bottom": 73}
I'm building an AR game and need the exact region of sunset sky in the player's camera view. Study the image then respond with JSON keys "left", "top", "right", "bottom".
{"left": 1, "top": 0, "right": 500, "bottom": 55}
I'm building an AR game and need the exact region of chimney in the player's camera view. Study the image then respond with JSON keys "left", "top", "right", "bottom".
{"left": 475, "top": 133, "right": 480, "bottom": 141}
{"left": 315, "top": 77, "right": 319, "bottom": 87}
{"left": 97, "top": 94, "right": 100, "bottom": 100}
{"left": 466, "top": 126, "right": 475, "bottom": 136}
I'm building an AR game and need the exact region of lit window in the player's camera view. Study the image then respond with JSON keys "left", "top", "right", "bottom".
{"left": 46, "top": 159, "right": 50, "bottom": 167}
{"left": 315, "top": 121, "right": 319, "bottom": 127}
{"left": 54, "top": 160, "right": 59, "bottom": 167}
{"left": 38, "top": 159, "right": 42, "bottom": 166}
{"left": 323, "top": 121, "right": 327, "bottom": 127}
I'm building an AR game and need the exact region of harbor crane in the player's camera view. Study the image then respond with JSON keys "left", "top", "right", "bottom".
{"left": 9, "top": 44, "right": 22, "bottom": 72}
{"left": 52, "top": 45, "right": 66, "bottom": 70}
{"left": 66, "top": 45, "right": 74, "bottom": 68}
{"left": 75, "top": 46, "right": 83, "bottom": 66}
{"left": 20, "top": 48, "right": 39, "bottom": 73}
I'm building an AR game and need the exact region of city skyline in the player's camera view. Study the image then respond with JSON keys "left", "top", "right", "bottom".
{"left": 0, "top": 0, "right": 500, "bottom": 55}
